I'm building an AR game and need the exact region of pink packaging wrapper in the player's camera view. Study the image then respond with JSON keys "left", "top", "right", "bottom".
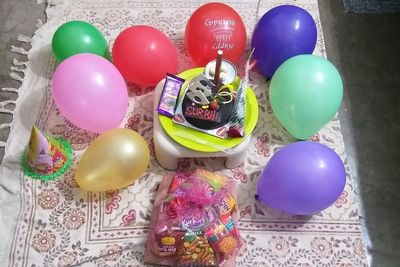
{"left": 144, "top": 171, "right": 239, "bottom": 267}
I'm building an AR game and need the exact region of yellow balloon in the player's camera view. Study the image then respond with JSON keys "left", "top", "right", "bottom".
{"left": 76, "top": 128, "right": 150, "bottom": 191}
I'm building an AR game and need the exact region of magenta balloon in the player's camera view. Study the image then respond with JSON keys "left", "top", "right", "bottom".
{"left": 52, "top": 53, "right": 128, "bottom": 133}
{"left": 257, "top": 141, "right": 346, "bottom": 215}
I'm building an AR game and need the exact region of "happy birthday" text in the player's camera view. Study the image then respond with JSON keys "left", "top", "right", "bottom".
{"left": 204, "top": 19, "right": 236, "bottom": 28}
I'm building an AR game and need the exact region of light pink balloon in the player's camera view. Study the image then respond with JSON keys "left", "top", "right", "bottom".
{"left": 52, "top": 53, "right": 128, "bottom": 133}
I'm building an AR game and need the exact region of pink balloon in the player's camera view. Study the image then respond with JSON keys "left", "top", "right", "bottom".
{"left": 52, "top": 53, "right": 128, "bottom": 133}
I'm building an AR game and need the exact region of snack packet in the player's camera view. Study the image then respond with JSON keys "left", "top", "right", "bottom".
{"left": 204, "top": 214, "right": 242, "bottom": 265}
{"left": 177, "top": 234, "right": 217, "bottom": 266}
{"left": 154, "top": 224, "right": 185, "bottom": 256}
{"left": 193, "top": 168, "right": 229, "bottom": 191}
{"left": 214, "top": 191, "right": 236, "bottom": 217}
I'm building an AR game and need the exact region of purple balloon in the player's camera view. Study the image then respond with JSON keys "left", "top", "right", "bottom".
{"left": 251, "top": 5, "right": 317, "bottom": 79}
{"left": 257, "top": 141, "right": 346, "bottom": 215}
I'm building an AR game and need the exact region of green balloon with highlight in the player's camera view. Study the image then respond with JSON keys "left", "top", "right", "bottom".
{"left": 52, "top": 20, "right": 110, "bottom": 63}
{"left": 269, "top": 55, "right": 343, "bottom": 140}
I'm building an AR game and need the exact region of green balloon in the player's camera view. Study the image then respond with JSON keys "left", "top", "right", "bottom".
{"left": 269, "top": 55, "right": 343, "bottom": 140}
{"left": 52, "top": 20, "right": 110, "bottom": 62}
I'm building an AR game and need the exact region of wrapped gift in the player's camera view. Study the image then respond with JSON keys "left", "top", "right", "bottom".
{"left": 144, "top": 169, "right": 242, "bottom": 266}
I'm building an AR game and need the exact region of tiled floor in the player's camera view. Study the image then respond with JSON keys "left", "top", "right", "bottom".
{"left": 1, "top": 0, "right": 399, "bottom": 266}
{"left": 318, "top": 1, "right": 400, "bottom": 266}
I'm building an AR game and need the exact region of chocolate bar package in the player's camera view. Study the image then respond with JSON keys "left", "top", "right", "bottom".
{"left": 157, "top": 73, "right": 185, "bottom": 117}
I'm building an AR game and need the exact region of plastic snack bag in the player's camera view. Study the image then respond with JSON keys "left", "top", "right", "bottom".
{"left": 144, "top": 170, "right": 242, "bottom": 267}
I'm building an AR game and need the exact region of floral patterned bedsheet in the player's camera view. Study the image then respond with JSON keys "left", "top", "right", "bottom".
{"left": 0, "top": 0, "right": 369, "bottom": 266}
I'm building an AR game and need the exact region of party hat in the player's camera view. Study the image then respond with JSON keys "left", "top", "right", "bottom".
{"left": 22, "top": 126, "right": 72, "bottom": 180}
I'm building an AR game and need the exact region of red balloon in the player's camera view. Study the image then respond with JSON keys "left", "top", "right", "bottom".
{"left": 185, "top": 3, "right": 246, "bottom": 66}
{"left": 112, "top": 26, "right": 178, "bottom": 86}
